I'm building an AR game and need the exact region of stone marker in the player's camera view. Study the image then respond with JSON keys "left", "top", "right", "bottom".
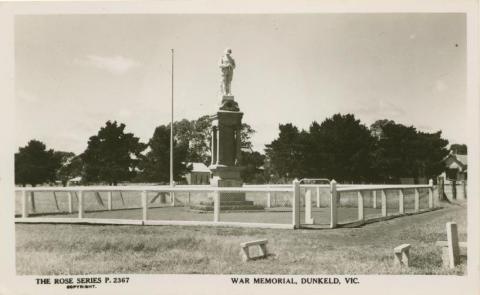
{"left": 445, "top": 222, "right": 460, "bottom": 268}
{"left": 240, "top": 239, "right": 268, "bottom": 262}
{"left": 330, "top": 180, "right": 337, "bottom": 228}
{"left": 394, "top": 244, "right": 411, "bottom": 267}
{"left": 357, "top": 191, "right": 364, "bottom": 222}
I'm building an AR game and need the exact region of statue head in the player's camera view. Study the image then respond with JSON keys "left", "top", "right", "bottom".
{"left": 224, "top": 48, "right": 232, "bottom": 56}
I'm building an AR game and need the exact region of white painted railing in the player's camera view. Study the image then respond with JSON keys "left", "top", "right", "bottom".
{"left": 16, "top": 184, "right": 297, "bottom": 229}
{"left": 328, "top": 179, "right": 435, "bottom": 228}
{"left": 15, "top": 179, "right": 437, "bottom": 229}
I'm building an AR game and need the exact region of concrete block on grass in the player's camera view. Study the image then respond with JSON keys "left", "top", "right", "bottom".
{"left": 394, "top": 244, "right": 411, "bottom": 267}
{"left": 240, "top": 239, "right": 268, "bottom": 262}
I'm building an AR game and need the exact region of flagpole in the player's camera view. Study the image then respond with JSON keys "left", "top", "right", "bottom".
{"left": 170, "top": 49, "right": 174, "bottom": 188}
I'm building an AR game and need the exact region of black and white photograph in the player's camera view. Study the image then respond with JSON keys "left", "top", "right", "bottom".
{"left": 0, "top": 1, "right": 479, "bottom": 295}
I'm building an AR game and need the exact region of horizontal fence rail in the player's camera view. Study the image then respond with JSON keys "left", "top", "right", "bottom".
{"left": 14, "top": 179, "right": 439, "bottom": 230}
{"left": 337, "top": 184, "right": 432, "bottom": 192}
{"left": 15, "top": 186, "right": 294, "bottom": 193}
{"left": 328, "top": 179, "right": 435, "bottom": 228}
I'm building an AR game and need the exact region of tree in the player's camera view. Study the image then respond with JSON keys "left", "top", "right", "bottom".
{"left": 15, "top": 140, "right": 59, "bottom": 186}
{"left": 265, "top": 123, "right": 308, "bottom": 180}
{"left": 240, "top": 123, "right": 255, "bottom": 151}
{"left": 370, "top": 119, "right": 395, "bottom": 139}
{"left": 140, "top": 125, "right": 189, "bottom": 183}
{"left": 239, "top": 150, "right": 266, "bottom": 183}
{"left": 414, "top": 130, "right": 449, "bottom": 180}
{"left": 171, "top": 116, "right": 256, "bottom": 165}
{"left": 371, "top": 121, "right": 449, "bottom": 182}
{"left": 82, "top": 121, "right": 146, "bottom": 185}
{"left": 191, "top": 115, "right": 214, "bottom": 161}
{"left": 53, "top": 151, "right": 75, "bottom": 186}
{"left": 173, "top": 116, "right": 212, "bottom": 164}
{"left": 56, "top": 154, "right": 84, "bottom": 186}
{"left": 308, "top": 114, "right": 375, "bottom": 182}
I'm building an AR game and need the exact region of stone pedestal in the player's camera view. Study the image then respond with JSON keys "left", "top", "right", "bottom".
{"left": 190, "top": 96, "right": 263, "bottom": 211}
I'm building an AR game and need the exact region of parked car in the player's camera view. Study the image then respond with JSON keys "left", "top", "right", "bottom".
{"left": 299, "top": 178, "right": 330, "bottom": 185}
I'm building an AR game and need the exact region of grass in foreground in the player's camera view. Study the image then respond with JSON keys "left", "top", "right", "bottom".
{"left": 16, "top": 201, "right": 467, "bottom": 275}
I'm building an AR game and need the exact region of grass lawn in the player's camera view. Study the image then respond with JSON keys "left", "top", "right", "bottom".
{"left": 15, "top": 201, "right": 467, "bottom": 275}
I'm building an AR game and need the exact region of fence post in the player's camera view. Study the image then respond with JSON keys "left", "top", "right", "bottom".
{"left": 462, "top": 180, "right": 467, "bottom": 200}
{"left": 398, "top": 189, "right": 404, "bottom": 214}
{"left": 414, "top": 188, "right": 419, "bottom": 212}
{"left": 107, "top": 191, "right": 112, "bottom": 211}
{"left": 30, "top": 191, "right": 36, "bottom": 213}
{"left": 68, "top": 192, "right": 73, "bottom": 213}
{"left": 171, "top": 181, "right": 176, "bottom": 207}
{"left": 330, "top": 180, "right": 337, "bottom": 228}
{"left": 267, "top": 186, "right": 271, "bottom": 208}
{"left": 429, "top": 179, "right": 434, "bottom": 209}
{"left": 78, "top": 191, "right": 83, "bottom": 219}
{"left": 305, "top": 189, "right": 314, "bottom": 224}
{"left": 21, "top": 190, "right": 28, "bottom": 218}
{"left": 142, "top": 190, "right": 148, "bottom": 221}
{"left": 437, "top": 176, "right": 445, "bottom": 201}
{"left": 292, "top": 179, "right": 300, "bottom": 229}
{"left": 53, "top": 192, "right": 60, "bottom": 211}
{"left": 357, "top": 191, "right": 364, "bottom": 222}
{"left": 372, "top": 190, "right": 377, "bottom": 209}
{"left": 381, "top": 189, "right": 387, "bottom": 217}
{"left": 316, "top": 186, "right": 320, "bottom": 208}
{"left": 452, "top": 179, "right": 457, "bottom": 200}
{"left": 213, "top": 190, "right": 220, "bottom": 222}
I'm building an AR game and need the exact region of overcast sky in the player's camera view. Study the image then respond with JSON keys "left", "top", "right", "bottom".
{"left": 15, "top": 13, "right": 466, "bottom": 154}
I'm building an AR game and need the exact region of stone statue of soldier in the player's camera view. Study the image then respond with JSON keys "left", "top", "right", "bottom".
{"left": 219, "top": 48, "right": 239, "bottom": 111}
{"left": 219, "top": 48, "right": 235, "bottom": 95}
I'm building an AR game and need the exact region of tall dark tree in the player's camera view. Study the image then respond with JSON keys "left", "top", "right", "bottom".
{"left": 239, "top": 150, "right": 266, "bottom": 183}
{"left": 82, "top": 121, "right": 146, "bottom": 185}
{"left": 15, "top": 140, "right": 59, "bottom": 186}
{"left": 371, "top": 121, "right": 449, "bottom": 182}
{"left": 140, "top": 125, "right": 189, "bottom": 183}
{"left": 310, "top": 114, "right": 375, "bottom": 182}
{"left": 414, "top": 130, "right": 450, "bottom": 180}
{"left": 265, "top": 123, "right": 308, "bottom": 180}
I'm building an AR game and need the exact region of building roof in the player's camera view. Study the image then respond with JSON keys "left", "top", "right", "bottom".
{"left": 188, "top": 162, "right": 210, "bottom": 173}
{"left": 444, "top": 153, "right": 467, "bottom": 171}
{"left": 455, "top": 154, "right": 467, "bottom": 166}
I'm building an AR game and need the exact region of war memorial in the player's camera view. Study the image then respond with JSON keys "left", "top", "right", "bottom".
{"left": 191, "top": 48, "right": 263, "bottom": 212}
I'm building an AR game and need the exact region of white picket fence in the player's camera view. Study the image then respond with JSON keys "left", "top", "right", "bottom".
{"left": 330, "top": 179, "right": 435, "bottom": 228}
{"left": 15, "top": 179, "right": 436, "bottom": 229}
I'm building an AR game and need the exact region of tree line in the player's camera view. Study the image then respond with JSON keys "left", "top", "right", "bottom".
{"left": 15, "top": 116, "right": 259, "bottom": 186}
{"left": 15, "top": 113, "right": 460, "bottom": 186}
{"left": 265, "top": 114, "right": 452, "bottom": 184}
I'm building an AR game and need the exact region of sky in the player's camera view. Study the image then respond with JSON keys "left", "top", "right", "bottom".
{"left": 15, "top": 13, "right": 467, "bottom": 154}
